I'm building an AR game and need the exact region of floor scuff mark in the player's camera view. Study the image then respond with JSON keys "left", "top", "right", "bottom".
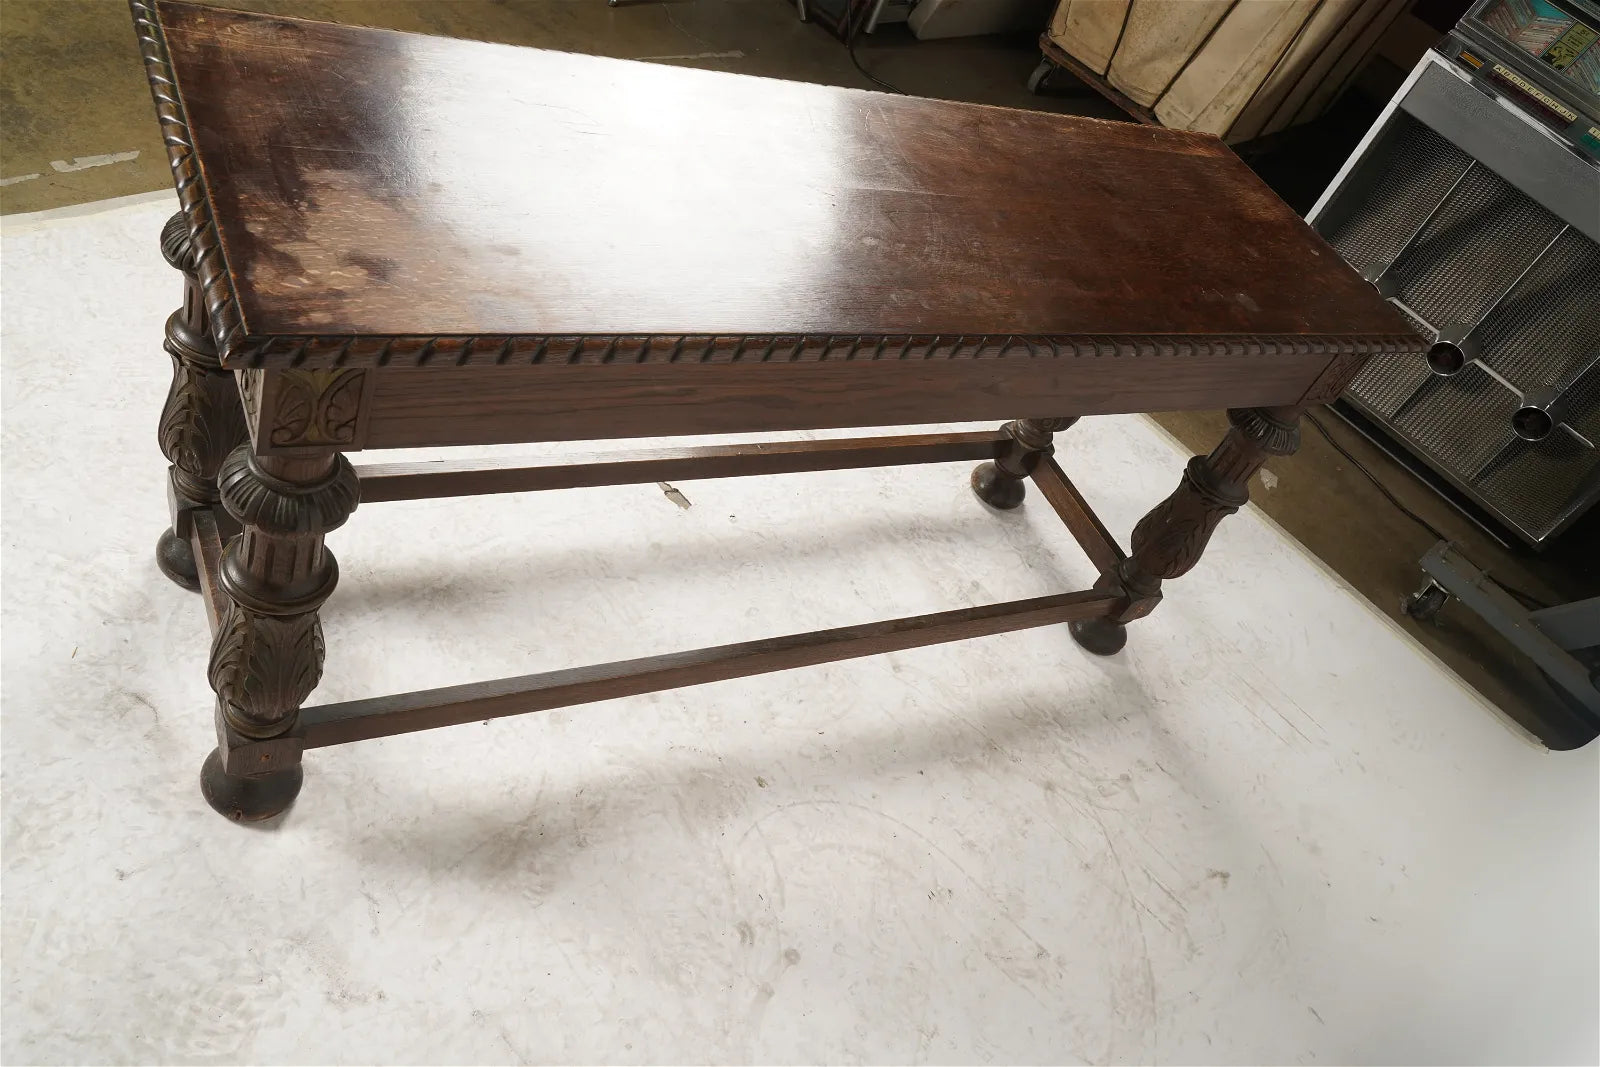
{"left": 50, "top": 150, "right": 139, "bottom": 173}
{"left": 637, "top": 49, "right": 745, "bottom": 61}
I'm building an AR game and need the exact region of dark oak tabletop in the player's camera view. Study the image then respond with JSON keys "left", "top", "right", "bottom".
{"left": 136, "top": 0, "right": 1417, "bottom": 370}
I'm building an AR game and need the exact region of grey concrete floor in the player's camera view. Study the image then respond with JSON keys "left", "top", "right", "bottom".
{"left": 2, "top": 0, "right": 1593, "bottom": 746}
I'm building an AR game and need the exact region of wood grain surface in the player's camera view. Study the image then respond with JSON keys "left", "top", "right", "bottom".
{"left": 357, "top": 348, "right": 1351, "bottom": 448}
{"left": 353, "top": 432, "right": 1007, "bottom": 501}
{"left": 148, "top": 0, "right": 1414, "bottom": 368}
{"left": 297, "top": 591, "right": 1121, "bottom": 747}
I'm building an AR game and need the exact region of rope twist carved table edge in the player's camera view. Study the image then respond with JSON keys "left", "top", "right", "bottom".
{"left": 230, "top": 331, "right": 1425, "bottom": 371}
{"left": 131, "top": 0, "right": 250, "bottom": 364}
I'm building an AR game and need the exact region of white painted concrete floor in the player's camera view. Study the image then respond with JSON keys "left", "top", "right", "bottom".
{"left": 2, "top": 196, "right": 1597, "bottom": 1065}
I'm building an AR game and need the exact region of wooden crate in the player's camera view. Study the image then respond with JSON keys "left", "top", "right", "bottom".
{"left": 1044, "top": 0, "right": 1414, "bottom": 141}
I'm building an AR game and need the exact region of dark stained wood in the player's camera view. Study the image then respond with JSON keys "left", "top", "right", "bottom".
{"left": 209, "top": 449, "right": 358, "bottom": 740}
{"left": 1029, "top": 456, "right": 1127, "bottom": 574}
{"left": 143, "top": 0, "right": 1416, "bottom": 369}
{"left": 355, "top": 432, "right": 1007, "bottom": 503}
{"left": 201, "top": 447, "right": 358, "bottom": 818}
{"left": 187, "top": 508, "right": 228, "bottom": 634}
{"left": 971, "top": 417, "right": 1078, "bottom": 510}
{"left": 131, "top": 2, "right": 1430, "bottom": 824}
{"left": 354, "top": 351, "right": 1343, "bottom": 452}
{"left": 1124, "top": 406, "right": 1300, "bottom": 583}
{"left": 155, "top": 211, "right": 248, "bottom": 588}
{"left": 1070, "top": 405, "right": 1301, "bottom": 656}
{"left": 237, "top": 367, "right": 373, "bottom": 452}
{"left": 298, "top": 591, "right": 1120, "bottom": 747}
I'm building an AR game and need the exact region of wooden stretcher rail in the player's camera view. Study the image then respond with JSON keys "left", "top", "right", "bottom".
{"left": 354, "top": 431, "right": 1009, "bottom": 502}
{"left": 1029, "top": 456, "right": 1127, "bottom": 574}
{"left": 189, "top": 510, "right": 228, "bottom": 635}
{"left": 296, "top": 590, "right": 1121, "bottom": 747}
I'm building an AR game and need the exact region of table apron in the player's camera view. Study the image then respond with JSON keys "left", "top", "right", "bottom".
{"left": 240, "top": 354, "right": 1337, "bottom": 454}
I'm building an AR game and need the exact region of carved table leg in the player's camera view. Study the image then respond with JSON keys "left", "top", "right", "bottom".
{"left": 971, "top": 416, "right": 1080, "bottom": 509}
{"left": 155, "top": 212, "right": 248, "bottom": 590}
{"left": 202, "top": 445, "right": 358, "bottom": 821}
{"left": 1070, "top": 406, "right": 1301, "bottom": 656}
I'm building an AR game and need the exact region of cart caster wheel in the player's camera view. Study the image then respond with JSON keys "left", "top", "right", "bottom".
{"left": 1027, "top": 57, "right": 1055, "bottom": 94}
{"left": 1403, "top": 583, "right": 1448, "bottom": 623}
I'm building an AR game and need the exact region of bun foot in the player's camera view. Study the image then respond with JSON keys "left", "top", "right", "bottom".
{"left": 200, "top": 748, "right": 302, "bottom": 823}
{"left": 156, "top": 527, "right": 201, "bottom": 592}
{"left": 1070, "top": 616, "right": 1128, "bottom": 656}
{"left": 971, "top": 462, "right": 1026, "bottom": 510}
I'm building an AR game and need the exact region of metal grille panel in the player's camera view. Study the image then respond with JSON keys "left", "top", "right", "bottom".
{"left": 1477, "top": 228, "right": 1600, "bottom": 393}
{"left": 1318, "top": 103, "right": 1600, "bottom": 543}
{"left": 1346, "top": 303, "right": 1434, "bottom": 416}
{"left": 1393, "top": 364, "right": 1519, "bottom": 478}
{"left": 1325, "top": 114, "right": 1471, "bottom": 277}
{"left": 1568, "top": 366, "right": 1600, "bottom": 444}
{"left": 1476, "top": 433, "right": 1599, "bottom": 537}
{"left": 1388, "top": 166, "right": 1566, "bottom": 328}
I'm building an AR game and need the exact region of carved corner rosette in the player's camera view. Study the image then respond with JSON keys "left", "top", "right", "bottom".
{"left": 272, "top": 369, "right": 366, "bottom": 447}
{"left": 1300, "top": 352, "right": 1369, "bottom": 407}
{"left": 244, "top": 369, "right": 370, "bottom": 451}
{"left": 236, "top": 368, "right": 264, "bottom": 443}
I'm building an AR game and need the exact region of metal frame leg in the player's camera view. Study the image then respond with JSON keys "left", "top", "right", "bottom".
{"left": 1408, "top": 542, "right": 1600, "bottom": 716}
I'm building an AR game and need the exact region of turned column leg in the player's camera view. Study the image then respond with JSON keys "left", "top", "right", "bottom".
{"left": 971, "top": 416, "right": 1080, "bottom": 509}
{"left": 155, "top": 212, "right": 248, "bottom": 590}
{"left": 201, "top": 445, "right": 359, "bottom": 821}
{"left": 1070, "top": 406, "right": 1301, "bottom": 656}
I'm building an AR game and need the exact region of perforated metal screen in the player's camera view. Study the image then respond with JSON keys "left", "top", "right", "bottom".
{"left": 1320, "top": 111, "right": 1600, "bottom": 543}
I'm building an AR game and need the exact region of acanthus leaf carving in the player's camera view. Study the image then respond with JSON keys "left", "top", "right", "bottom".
{"left": 158, "top": 314, "right": 248, "bottom": 496}
{"left": 1128, "top": 466, "right": 1243, "bottom": 582}
{"left": 208, "top": 602, "right": 325, "bottom": 738}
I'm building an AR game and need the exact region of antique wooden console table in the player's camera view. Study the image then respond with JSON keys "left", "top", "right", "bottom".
{"left": 133, "top": 1, "right": 1421, "bottom": 822}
